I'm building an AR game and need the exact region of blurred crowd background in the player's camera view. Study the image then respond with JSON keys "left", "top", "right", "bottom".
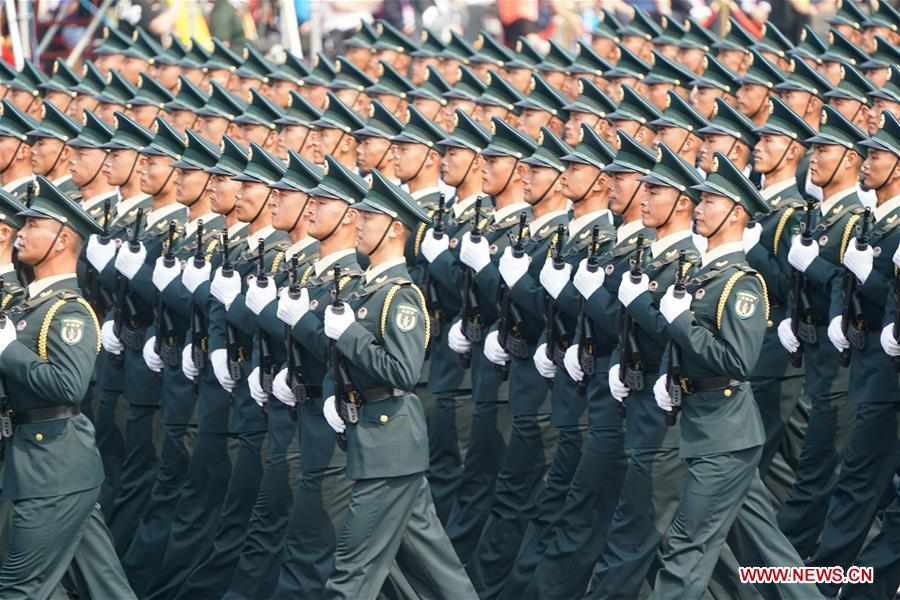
{"left": 0, "top": 0, "right": 891, "bottom": 75}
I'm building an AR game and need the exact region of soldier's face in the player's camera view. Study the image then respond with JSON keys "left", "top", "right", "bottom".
{"left": 199, "top": 116, "right": 231, "bottom": 145}
{"left": 357, "top": 137, "right": 393, "bottom": 175}
{"left": 830, "top": 97, "right": 869, "bottom": 132}
{"left": 519, "top": 109, "right": 552, "bottom": 141}
{"left": 242, "top": 124, "right": 273, "bottom": 148}
{"left": 442, "top": 99, "right": 474, "bottom": 129}
{"left": 778, "top": 89, "right": 815, "bottom": 120}
{"left": 541, "top": 70, "right": 567, "bottom": 94}
{"left": 641, "top": 183, "right": 682, "bottom": 228}
{"left": 861, "top": 148, "right": 899, "bottom": 191}
{"left": 168, "top": 109, "right": 198, "bottom": 135}
{"left": 278, "top": 125, "right": 315, "bottom": 162}
{"left": 613, "top": 120, "right": 655, "bottom": 148}
{"left": 523, "top": 165, "right": 560, "bottom": 205}
{"left": 647, "top": 83, "right": 674, "bottom": 112}
{"left": 865, "top": 67, "right": 891, "bottom": 89}
{"left": 69, "top": 147, "right": 108, "bottom": 186}
{"left": 313, "top": 128, "right": 344, "bottom": 164}
{"left": 503, "top": 68, "right": 533, "bottom": 94}
{"left": 680, "top": 48, "right": 707, "bottom": 75}
{"left": 206, "top": 69, "right": 232, "bottom": 90}
{"left": 753, "top": 133, "right": 792, "bottom": 175}
{"left": 690, "top": 87, "right": 723, "bottom": 120}
{"left": 561, "top": 162, "right": 603, "bottom": 201}
{"left": 591, "top": 37, "right": 618, "bottom": 62}
{"left": 392, "top": 143, "right": 430, "bottom": 182}
{"left": 210, "top": 175, "right": 240, "bottom": 215}
{"left": 870, "top": 100, "right": 900, "bottom": 133}
{"left": 175, "top": 168, "right": 210, "bottom": 205}
{"left": 97, "top": 102, "right": 124, "bottom": 126}
{"left": 271, "top": 189, "right": 309, "bottom": 231}
{"left": 622, "top": 35, "right": 651, "bottom": 63}
{"left": 156, "top": 65, "right": 181, "bottom": 91}
{"left": 334, "top": 89, "right": 370, "bottom": 117}
{"left": 235, "top": 181, "right": 270, "bottom": 222}
{"left": 73, "top": 96, "right": 98, "bottom": 120}
{"left": 308, "top": 196, "right": 353, "bottom": 240}
{"left": 482, "top": 155, "right": 518, "bottom": 195}
{"left": 656, "top": 127, "right": 691, "bottom": 156}
{"left": 129, "top": 105, "right": 161, "bottom": 130}
{"left": 736, "top": 84, "right": 768, "bottom": 119}
{"left": 375, "top": 94, "right": 405, "bottom": 119}
{"left": 139, "top": 154, "right": 175, "bottom": 195}
{"left": 31, "top": 138, "right": 66, "bottom": 176}
{"left": 269, "top": 80, "right": 297, "bottom": 108}
{"left": 440, "top": 147, "right": 478, "bottom": 187}
{"left": 44, "top": 91, "right": 73, "bottom": 113}
{"left": 820, "top": 61, "right": 844, "bottom": 87}
{"left": 16, "top": 217, "right": 66, "bottom": 264}
{"left": 411, "top": 57, "right": 438, "bottom": 86}
{"left": 0, "top": 136, "right": 23, "bottom": 167}
{"left": 564, "top": 113, "right": 601, "bottom": 146}
{"left": 184, "top": 67, "right": 206, "bottom": 88}
{"left": 657, "top": 44, "right": 680, "bottom": 61}
{"left": 301, "top": 85, "right": 328, "bottom": 110}
{"left": 412, "top": 98, "right": 443, "bottom": 124}
{"left": 104, "top": 149, "right": 139, "bottom": 186}
{"left": 809, "top": 143, "right": 855, "bottom": 187}
{"left": 699, "top": 133, "right": 738, "bottom": 173}
{"left": 610, "top": 171, "right": 643, "bottom": 215}
{"left": 440, "top": 59, "right": 462, "bottom": 85}
{"left": 8, "top": 89, "right": 38, "bottom": 116}
{"left": 472, "top": 104, "right": 508, "bottom": 129}
{"left": 716, "top": 49, "right": 748, "bottom": 74}
{"left": 693, "top": 192, "right": 736, "bottom": 237}
{"left": 356, "top": 210, "right": 395, "bottom": 255}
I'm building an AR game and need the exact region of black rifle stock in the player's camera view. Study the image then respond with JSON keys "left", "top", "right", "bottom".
{"left": 789, "top": 198, "right": 818, "bottom": 367}
{"left": 840, "top": 208, "right": 872, "bottom": 367}
{"left": 113, "top": 208, "right": 144, "bottom": 344}
{"left": 543, "top": 224, "right": 567, "bottom": 364}
{"left": 575, "top": 225, "right": 601, "bottom": 396}
{"left": 330, "top": 266, "right": 357, "bottom": 449}
{"left": 618, "top": 235, "right": 646, "bottom": 406}
{"left": 496, "top": 212, "right": 527, "bottom": 380}
{"left": 666, "top": 251, "right": 689, "bottom": 426}
{"left": 255, "top": 240, "right": 276, "bottom": 395}
{"left": 190, "top": 220, "right": 207, "bottom": 373}
{"left": 221, "top": 230, "right": 242, "bottom": 382}
{"left": 423, "top": 194, "right": 446, "bottom": 353}
{"left": 0, "top": 280, "right": 11, "bottom": 453}
{"left": 459, "top": 196, "right": 485, "bottom": 365}
{"left": 286, "top": 255, "right": 307, "bottom": 405}
{"left": 154, "top": 221, "right": 178, "bottom": 356}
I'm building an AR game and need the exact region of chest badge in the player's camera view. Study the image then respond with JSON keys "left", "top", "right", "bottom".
{"left": 357, "top": 307, "right": 368, "bottom": 319}
{"left": 309, "top": 299, "right": 319, "bottom": 311}
{"left": 449, "top": 238, "right": 459, "bottom": 249}
{"left": 819, "top": 235, "right": 829, "bottom": 246}
{"left": 60, "top": 318, "right": 84, "bottom": 345}
{"left": 604, "top": 264, "right": 615, "bottom": 275}
{"left": 16, "top": 320, "right": 26, "bottom": 331}
{"left": 695, "top": 288, "right": 706, "bottom": 300}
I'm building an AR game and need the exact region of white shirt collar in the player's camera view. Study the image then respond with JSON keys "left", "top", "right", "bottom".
{"left": 492, "top": 201, "right": 530, "bottom": 224}
{"left": 701, "top": 241, "right": 744, "bottom": 268}
{"left": 760, "top": 177, "right": 797, "bottom": 201}
{"left": 27, "top": 273, "right": 76, "bottom": 299}
{"left": 365, "top": 257, "right": 405, "bottom": 284}
{"left": 3, "top": 175, "right": 33, "bottom": 193}
{"left": 616, "top": 219, "right": 644, "bottom": 246}
{"left": 52, "top": 175, "right": 71, "bottom": 187}
{"left": 314, "top": 248, "right": 355, "bottom": 277}
{"left": 568, "top": 210, "right": 610, "bottom": 240}
{"left": 145, "top": 202, "right": 185, "bottom": 229}
{"left": 651, "top": 229, "right": 692, "bottom": 258}
{"left": 80, "top": 189, "right": 118, "bottom": 213}
{"left": 228, "top": 221, "right": 249, "bottom": 238}
{"left": 452, "top": 193, "right": 481, "bottom": 219}
{"left": 876, "top": 194, "right": 900, "bottom": 222}
{"left": 285, "top": 236, "right": 317, "bottom": 260}
{"left": 0, "top": 264, "right": 13, "bottom": 276}
{"left": 529, "top": 209, "right": 568, "bottom": 236}
{"left": 410, "top": 185, "right": 442, "bottom": 202}
{"left": 185, "top": 212, "right": 218, "bottom": 238}
{"left": 246, "top": 225, "right": 276, "bottom": 250}
{"left": 820, "top": 186, "right": 857, "bottom": 216}
{"left": 113, "top": 192, "right": 148, "bottom": 221}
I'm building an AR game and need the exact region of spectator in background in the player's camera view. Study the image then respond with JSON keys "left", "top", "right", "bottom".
{"left": 321, "top": 0, "right": 382, "bottom": 56}
{"left": 210, "top": 0, "right": 247, "bottom": 48}
{"left": 498, "top": 0, "right": 540, "bottom": 46}
{"left": 381, "top": 0, "right": 417, "bottom": 36}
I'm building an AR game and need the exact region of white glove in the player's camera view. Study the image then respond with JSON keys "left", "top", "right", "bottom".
{"left": 248, "top": 366, "right": 268, "bottom": 407}
{"left": 533, "top": 343, "right": 556, "bottom": 378}
{"left": 608, "top": 363, "right": 630, "bottom": 402}
{"left": 245, "top": 275, "right": 277, "bottom": 315}
{"left": 460, "top": 231, "right": 491, "bottom": 273}
{"left": 499, "top": 246, "right": 531, "bottom": 288}
{"left": 0, "top": 317, "right": 15, "bottom": 355}
{"left": 114, "top": 241, "right": 147, "bottom": 280}
{"left": 563, "top": 344, "right": 583, "bottom": 382}
{"left": 86, "top": 234, "right": 117, "bottom": 271}
{"left": 842, "top": 243, "right": 874, "bottom": 285}
{"left": 277, "top": 287, "right": 310, "bottom": 327}
{"left": 881, "top": 323, "right": 900, "bottom": 357}
{"left": 894, "top": 243, "right": 900, "bottom": 269}
{"left": 483, "top": 330, "right": 509, "bottom": 366}
{"left": 539, "top": 259, "right": 572, "bottom": 299}
{"left": 324, "top": 303, "right": 355, "bottom": 340}
{"left": 447, "top": 320, "right": 472, "bottom": 354}
{"left": 323, "top": 396, "right": 346, "bottom": 434}
{"left": 653, "top": 374, "right": 673, "bottom": 412}
{"left": 152, "top": 256, "right": 182, "bottom": 291}
{"left": 573, "top": 257, "right": 605, "bottom": 299}
{"left": 742, "top": 223, "right": 763, "bottom": 253}
{"left": 827, "top": 315, "right": 850, "bottom": 351}
{"left": 618, "top": 273, "right": 650, "bottom": 307}
{"left": 421, "top": 229, "right": 449, "bottom": 262}
{"left": 142, "top": 337, "right": 163, "bottom": 373}
{"left": 182, "top": 344, "right": 198, "bottom": 381}
{"left": 777, "top": 319, "right": 800, "bottom": 354}
{"left": 272, "top": 368, "right": 297, "bottom": 406}
{"left": 788, "top": 234, "right": 819, "bottom": 273}
{"left": 101, "top": 320, "right": 124, "bottom": 355}
{"left": 210, "top": 266, "right": 242, "bottom": 310}
{"left": 181, "top": 259, "right": 211, "bottom": 293}
{"left": 660, "top": 284, "right": 693, "bottom": 323}
{"left": 119, "top": 2, "right": 142, "bottom": 25}
{"left": 210, "top": 348, "right": 236, "bottom": 392}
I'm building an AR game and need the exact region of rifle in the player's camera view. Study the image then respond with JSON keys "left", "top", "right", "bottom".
{"left": 255, "top": 240, "right": 276, "bottom": 395}
{"left": 154, "top": 221, "right": 178, "bottom": 358}
{"left": 893, "top": 268, "right": 900, "bottom": 372}
{"left": 0, "top": 280, "right": 11, "bottom": 456}
{"left": 459, "top": 196, "right": 485, "bottom": 365}
{"left": 789, "top": 198, "right": 818, "bottom": 367}
{"left": 840, "top": 208, "right": 872, "bottom": 367}
{"left": 666, "top": 251, "right": 689, "bottom": 426}
{"left": 543, "top": 224, "right": 567, "bottom": 365}
{"left": 575, "top": 225, "right": 602, "bottom": 396}
{"left": 90, "top": 196, "right": 115, "bottom": 313}
{"left": 285, "top": 255, "right": 307, "bottom": 405}
{"left": 422, "top": 194, "right": 446, "bottom": 354}
{"left": 112, "top": 208, "right": 144, "bottom": 345}
{"left": 331, "top": 266, "right": 358, "bottom": 449}
{"left": 221, "top": 229, "right": 242, "bottom": 382}
{"left": 496, "top": 212, "right": 527, "bottom": 380}
{"left": 190, "top": 220, "right": 207, "bottom": 374}
{"left": 618, "top": 234, "right": 646, "bottom": 403}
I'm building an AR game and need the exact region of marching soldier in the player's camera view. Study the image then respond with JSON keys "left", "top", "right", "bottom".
{"left": 0, "top": 100, "right": 38, "bottom": 202}
{"left": 27, "top": 101, "right": 82, "bottom": 201}
{"left": 67, "top": 112, "right": 118, "bottom": 221}
{"left": 276, "top": 90, "right": 321, "bottom": 164}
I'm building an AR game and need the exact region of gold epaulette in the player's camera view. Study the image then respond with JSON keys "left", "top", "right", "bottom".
{"left": 716, "top": 271, "right": 769, "bottom": 330}
{"left": 300, "top": 265, "right": 314, "bottom": 285}
{"left": 773, "top": 207, "right": 796, "bottom": 255}
{"left": 38, "top": 296, "right": 101, "bottom": 360}
{"left": 271, "top": 251, "right": 285, "bottom": 275}
{"left": 380, "top": 282, "right": 431, "bottom": 346}
{"left": 414, "top": 222, "right": 428, "bottom": 257}
{"left": 839, "top": 214, "right": 862, "bottom": 263}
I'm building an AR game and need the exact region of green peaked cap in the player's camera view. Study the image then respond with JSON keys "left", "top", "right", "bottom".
{"left": 271, "top": 151, "right": 322, "bottom": 193}
{"left": 753, "top": 21, "right": 792, "bottom": 59}
{"left": 806, "top": 104, "right": 868, "bottom": 155}
{"left": 476, "top": 70, "right": 524, "bottom": 112}
{"left": 122, "top": 28, "right": 163, "bottom": 63}
{"left": 28, "top": 100, "right": 80, "bottom": 143}
{"left": 678, "top": 16, "right": 718, "bottom": 50}
{"left": 504, "top": 36, "right": 544, "bottom": 70}
{"left": 269, "top": 52, "right": 310, "bottom": 85}
{"left": 154, "top": 37, "right": 189, "bottom": 66}
{"left": 438, "top": 109, "right": 491, "bottom": 152}
{"left": 698, "top": 97, "right": 758, "bottom": 148}
{"left": 439, "top": 30, "right": 476, "bottom": 63}
{"left": 621, "top": 7, "right": 662, "bottom": 40}
{"left": 604, "top": 130, "right": 656, "bottom": 174}
{"left": 180, "top": 39, "right": 212, "bottom": 68}
{"left": 870, "top": 65, "right": 900, "bottom": 103}
{"left": 411, "top": 28, "right": 446, "bottom": 58}
{"left": 172, "top": 129, "right": 220, "bottom": 170}
{"left": 861, "top": 35, "right": 900, "bottom": 70}
{"left": 355, "top": 99, "right": 404, "bottom": 139}
{"left": 651, "top": 91, "right": 708, "bottom": 133}
{"left": 330, "top": 56, "right": 376, "bottom": 92}
{"left": 311, "top": 92, "right": 365, "bottom": 133}
{"left": 21, "top": 176, "right": 102, "bottom": 236}
{"left": 515, "top": 74, "right": 569, "bottom": 120}
{"left": 865, "top": 0, "right": 900, "bottom": 30}
{"left": 67, "top": 111, "right": 114, "bottom": 148}
{"left": 775, "top": 57, "right": 832, "bottom": 99}
{"left": 822, "top": 28, "right": 869, "bottom": 67}
{"left": 0, "top": 60, "right": 16, "bottom": 83}
{"left": 570, "top": 41, "right": 613, "bottom": 76}
{"left": 442, "top": 65, "right": 486, "bottom": 102}
{"left": 366, "top": 61, "right": 415, "bottom": 99}
{"left": 739, "top": 50, "right": 785, "bottom": 88}
{"left": 714, "top": 18, "right": 754, "bottom": 53}
{"left": 537, "top": 40, "right": 576, "bottom": 72}
{"left": 140, "top": 117, "right": 186, "bottom": 159}
{"left": 561, "top": 123, "right": 616, "bottom": 170}
{"left": 41, "top": 60, "right": 81, "bottom": 97}
{"left": 195, "top": 81, "right": 247, "bottom": 120}
{"left": 470, "top": 31, "right": 514, "bottom": 67}
{"left": 790, "top": 26, "right": 829, "bottom": 64}
{"left": 522, "top": 127, "right": 572, "bottom": 172}
{"left": 408, "top": 65, "right": 451, "bottom": 105}
{"left": 345, "top": 20, "right": 379, "bottom": 50}
{"left": 824, "top": 61, "right": 876, "bottom": 104}
{"left": 233, "top": 143, "right": 286, "bottom": 184}
{"left": 96, "top": 70, "right": 138, "bottom": 105}
{"left": 564, "top": 77, "right": 616, "bottom": 117}
{"left": 235, "top": 45, "right": 275, "bottom": 82}
{"left": 0, "top": 99, "right": 38, "bottom": 141}
{"left": 644, "top": 50, "right": 696, "bottom": 87}
{"left": 128, "top": 74, "right": 175, "bottom": 109}
{"left": 165, "top": 75, "right": 209, "bottom": 112}
{"left": 607, "top": 84, "right": 661, "bottom": 125}
{"left": 9, "top": 60, "right": 48, "bottom": 96}
{"left": 0, "top": 188, "right": 25, "bottom": 229}
{"left": 828, "top": 0, "right": 866, "bottom": 30}
{"left": 691, "top": 54, "right": 740, "bottom": 95}
{"left": 373, "top": 20, "right": 418, "bottom": 53}
{"left": 692, "top": 151, "right": 770, "bottom": 216}
{"left": 72, "top": 62, "right": 107, "bottom": 97}
{"left": 303, "top": 53, "right": 337, "bottom": 87}
{"left": 101, "top": 111, "right": 154, "bottom": 151}
{"left": 276, "top": 90, "right": 322, "bottom": 127}
{"left": 309, "top": 155, "right": 368, "bottom": 202}
{"left": 861, "top": 110, "right": 900, "bottom": 156}
{"left": 592, "top": 9, "right": 621, "bottom": 41}
{"left": 208, "top": 136, "right": 248, "bottom": 176}
{"left": 605, "top": 44, "right": 651, "bottom": 79}
{"left": 94, "top": 23, "right": 131, "bottom": 56}
{"left": 640, "top": 143, "right": 704, "bottom": 202}
{"left": 756, "top": 96, "right": 818, "bottom": 144}
{"left": 234, "top": 88, "right": 284, "bottom": 129}
{"left": 391, "top": 105, "right": 447, "bottom": 149}
{"left": 482, "top": 116, "right": 538, "bottom": 159}
{"left": 654, "top": 14, "right": 685, "bottom": 45}
{"left": 204, "top": 38, "right": 243, "bottom": 71}
{"left": 353, "top": 168, "right": 430, "bottom": 231}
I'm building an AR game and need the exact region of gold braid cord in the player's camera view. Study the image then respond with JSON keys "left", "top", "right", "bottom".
{"left": 300, "top": 265, "right": 314, "bottom": 285}
{"left": 380, "top": 283, "right": 431, "bottom": 344}
{"left": 0, "top": 294, "right": 11, "bottom": 310}
{"left": 271, "top": 251, "right": 285, "bottom": 275}
{"left": 754, "top": 274, "right": 771, "bottom": 322}
{"left": 38, "top": 298, "right": 101, "bottom": 360}
{"left": 773, "top": 207, "right": 795, "bottom": 256}
{"left": 716, "top": 272, "right": 770, "bottom": 329}
{"left": 414, "top": 223, "right": 428, "bottom": 257}
{"left": 840, "top": 215, "right": 861, "bottom": 263}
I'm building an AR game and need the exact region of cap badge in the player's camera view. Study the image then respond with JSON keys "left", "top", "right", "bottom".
{"left": 655, "top": 146, "right": 663, "bottom": 162}
{"left": 711, "top": 101, "right": 718, "bottom": 118}
{"left": 800, "top": 29, "right": 807, "bottom": 42}
{"left": 821, "top": 109, "right": 828, "bottom": 125}
{"left": 527, "top": 77, "right": 536, "bottom": 94}
{"left": 335, "top": 60, "right": 342, "bottom": 73}
{"left": 474, "top": 35, "right": 484, "bottom": 50}
{"left": 880, "top": 111, "right": 887, "bottom": 129}
{"left": 368, "top": 103, "right": 376, "bottom": 118}
{"left": 420, "top": 30, "right": 428, "bottom": 42}
{"left": 489, "top": 120, "right": 496, "bottom": 135}
{"left": 516, "top": 40, "right": 523, "bottom": 53}
{"left": 577, "top": 126, "right": 585, "bottom": 144}
{"left": 322, "top": 159, "right": 329, "bottom": 174}
{"left": 577, "top": 79, "right": 584, "bottom": 95}
{"left": 485, "top": 71, "right": 492, "bottom": 84}
{"left": 711, "top": 156, "right": 719, "bottom": 173}
{"left": 537, "top": 130, "right": 544, "bottom": 145}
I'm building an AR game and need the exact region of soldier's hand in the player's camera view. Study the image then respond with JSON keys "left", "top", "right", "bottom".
{"left": 660, "top": 284, "right": 692, "bottom": 323}
{"left": 248, "top": 367, "right": 268, "bottom": 407}
{"left": 533, "top": 343, "right": 556, "bottom": 378}
{"left": 182, "top": 258, "right": 211, "bottom": 293}
{"left": 618, "top": 273, "right": 649, "bottom": 307}
{"left": 277, "top": 287, "right": 310, "bottom": 327}
{"left": 245, "top": 275, "right": 277, "bottom": 315}
{"left": 447, "top": 320, "right": 472, "bottom": 354}
{"left": 323, "top": 396, "right": 346, "bottom": 434}
{"left": 842, "top": 243, "right": 873, "bottom": 284}
{"left": 563, "top": 344, "right": 584, "bottom": 382}
{"left": 182, "top": 344, "right": 199, "bottom": 381}
{"left": 573, "top": 258, "right": 605, "bottom": 299}
{"left": 421, "top": 228, "right": 450, "bottom": 263}
{"left": 653, "top": 374, "right": 673, "bottom": 413}
{"left": 608, "top": 364, "right": 630, "bottom": 402}
{"left": 0, "top": 316, "right": 15, "bottom": 355}
{"left": 777, "top": 319, "right": 800, "bottom": 354}
{"left": 460, "top": 231, "right": 491, "bottom": 273}
{"left": 788, "top": 233, "right": 819, "bottom": 273}
{"left": 272, "top": 369, "right": 297, "bottom": 407}
{"left": 881, "top": 324, "right": 900, "bottom": 357}
{"left": 114, "top": 240, "right": 147, "bottom": 280}
{"left": 324, "top": 303, "right": 355, "bottom": 340}
{"left": 210, "top": 267, "right": 242, "bottom": 310}
{"left": 499, "top": 246, "right": 531, "bottom": 288}
{"left": 152, "top": 255, "right": 182, "bottom": 292}
{"left": 539, "top": 258, "right": 572, "bottom": 299}
{"left": 86, "top": 234, "right": 118, "bottom": 271}
{"left": 742, "top": 223, "right": 763, "bottom": 253}
{"left": 210, "top": 349, "right": 237, "bottom": 392}
{"left": 483, "top": 330, "right": 510, "bottom": 366}
{"left": 101, "top": 320, "right": 124, "bottom": 355}
{"left": 143, "top": 337, "right": 163, "bottom": 373}
{"left": 827, "top": 316, "right": 850, "bottom": 352}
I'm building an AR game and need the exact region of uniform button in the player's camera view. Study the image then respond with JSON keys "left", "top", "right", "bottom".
{"left": 767, "top": 320, "right": 774, "bottom": 328}
{"left": 379, "top": 414, "right": 389, "bottom": 424}
{"left": 34, "top": 433, "right": 43, "bottom": 442}
{"left": 723, "top": 389, "right": 733, "bottom": 398}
